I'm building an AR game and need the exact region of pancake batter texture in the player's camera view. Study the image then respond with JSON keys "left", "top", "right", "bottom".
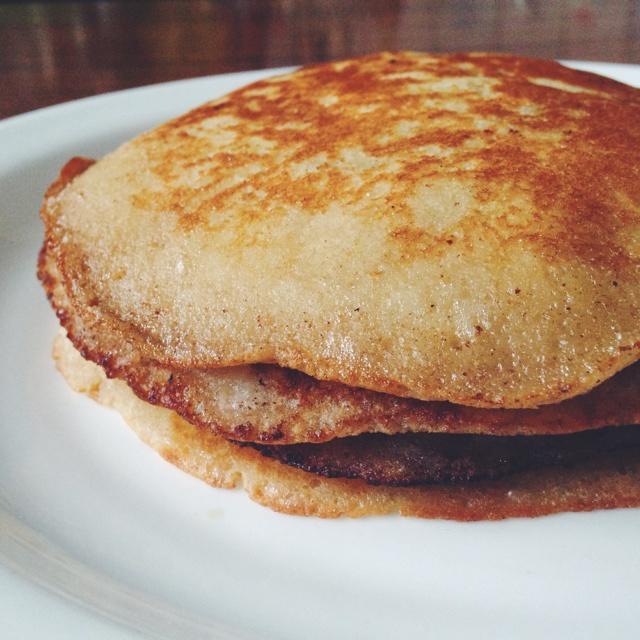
{"left": 39, "top": 52, "right": 640, "bottom": 520}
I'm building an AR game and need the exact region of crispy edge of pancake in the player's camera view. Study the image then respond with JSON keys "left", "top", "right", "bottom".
{"left": 53, "top": 333, "right": 640, "bottom": 520}
{"left": 40, "top": 212, "right": 640, "bottom": 444}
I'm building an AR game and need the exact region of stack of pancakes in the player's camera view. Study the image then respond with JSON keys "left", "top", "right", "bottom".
{"left": 39, "top": 52, "right": 640, "bottom": 520}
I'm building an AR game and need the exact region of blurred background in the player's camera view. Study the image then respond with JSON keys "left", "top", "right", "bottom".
{"left": 1, "top": 0, "right": 639, "bottom": 119}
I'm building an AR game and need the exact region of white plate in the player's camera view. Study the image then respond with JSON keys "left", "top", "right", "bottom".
{"left": 1, "top": 61, "right": 640, "bottom": 640}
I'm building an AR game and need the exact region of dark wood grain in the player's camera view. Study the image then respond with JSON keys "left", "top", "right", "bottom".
{"left": 1, "top": 0, "right": 639, "bottom": 119}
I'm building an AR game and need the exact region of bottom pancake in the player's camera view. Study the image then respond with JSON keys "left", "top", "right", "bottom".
{"left": 53, "top": 333, "right": 640, "bottom": 521}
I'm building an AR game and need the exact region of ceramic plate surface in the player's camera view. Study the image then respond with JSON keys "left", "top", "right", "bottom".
{"left": 1, "top": 62, "right": 640, "bottom": 640}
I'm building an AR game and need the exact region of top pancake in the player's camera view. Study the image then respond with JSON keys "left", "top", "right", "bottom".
{"left": 42, "top": 52, "right": 640, "bottom": 408}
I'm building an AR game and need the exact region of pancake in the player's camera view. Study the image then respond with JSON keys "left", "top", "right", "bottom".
{"left": 40, "top": 52, "right": 640, "bottom": 409}
{"left": 40, "top": 235, "right": 640, "bottom": 444}
{"left": 53, "top": 333, "right": 640, "bottom": 520}
{"left": 252, "top": 426, "right": 640, "bottom": 485}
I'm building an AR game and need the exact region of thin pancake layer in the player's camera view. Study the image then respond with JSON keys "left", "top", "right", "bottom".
{"left": 42, "top": 52, "right": 640, "bottom": 408}
{"left": 53, "top": 334, "right": 640, "bottom": 520}
{"left": 41, "top": 241, "right": 640, "bottom": 444}
{"left": 252, "top": 426, "right": 640, "bottom": 485}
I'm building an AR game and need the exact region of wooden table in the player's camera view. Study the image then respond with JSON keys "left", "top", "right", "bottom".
{"left": 2, "top": 0, "right": 639, "bottom": 119}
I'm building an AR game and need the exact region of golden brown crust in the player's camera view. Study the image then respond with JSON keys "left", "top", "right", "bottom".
{"left": 40, "top": 233, "right": 640, "bottom": 443}
{"left": 53, "top": 333, "right": 640, "bottom": 520}
{"left": 40, "top": 52, "right": 640, "bottom": 408}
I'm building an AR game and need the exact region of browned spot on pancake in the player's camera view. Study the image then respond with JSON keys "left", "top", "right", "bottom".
{"left": 132, "top": 52, "right": 640, "bottom": 273}
{"left": 164, "top": 100, "right": 230, "bottom": 129}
